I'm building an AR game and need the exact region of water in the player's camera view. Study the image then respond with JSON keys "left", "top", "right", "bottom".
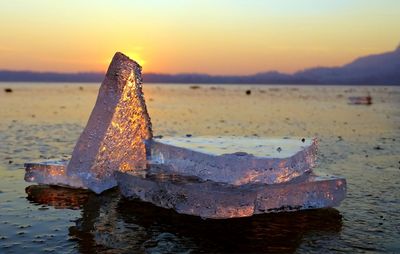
{"left": 0, "top": 83, "right": 399, "bottom": 253}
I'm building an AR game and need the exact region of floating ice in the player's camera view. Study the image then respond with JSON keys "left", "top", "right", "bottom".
{"left": 24, "top": 52, "right": 346, "bottom": 218}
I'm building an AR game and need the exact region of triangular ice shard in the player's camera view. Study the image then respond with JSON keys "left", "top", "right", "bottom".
{"left": 66, "top": 52, "right": 153, "bottom": 193}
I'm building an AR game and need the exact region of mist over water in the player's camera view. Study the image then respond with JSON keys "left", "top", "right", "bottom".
{"left": 0, "top": 83, "right": 399, "bottom": 253}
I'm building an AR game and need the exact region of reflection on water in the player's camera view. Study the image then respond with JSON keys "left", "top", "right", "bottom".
{"left": 26, "top": 185, "right": 342, "bottom": 253}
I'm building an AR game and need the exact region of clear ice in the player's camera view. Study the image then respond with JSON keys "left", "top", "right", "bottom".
{"left": 149, "top": 137, "right": 318, "bottom": 185}
{"left": 66, "top": 52, "right": 152, "bottom": 193}
{"left": 24, "top": 52, "right": 346, "bottom": 218}
{"left": 26, "top": 52, "right": 152, "bottom": 193}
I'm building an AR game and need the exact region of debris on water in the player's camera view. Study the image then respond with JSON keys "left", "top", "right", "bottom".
{"left": 301, "top": 138, "right": 305, "bottom": 143}
{"left": 8, "top": 160, "right": 13, "bottom": 164}
{"left": 348, "top": 95, "right": 372, "bottom": 105}
{"left": 185, "top": 134, "right": 192, "bottom": 137}
{"left": 276, "top": 147, "right": 282, "bottom": 152}
{"left": 373, "top": 145, "right": 384, "bottom": 150}
{"left": 4, "top": 88, "right": 13, "bottom": 93}
{"left": 246, "top": 90, "right": 251, "bottom": 95}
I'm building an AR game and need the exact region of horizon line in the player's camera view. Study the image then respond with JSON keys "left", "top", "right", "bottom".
{"left": 2, "top": 45, "right": 398, "bottom": 77}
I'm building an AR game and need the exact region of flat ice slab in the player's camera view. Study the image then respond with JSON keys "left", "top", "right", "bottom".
{"left": 24, "top": 136, "right": 316, "bottom": 187}
{"left": 24, "top": 160, "right": 84, "bottom": 189}
{"left": 155, "top": 136, "right": 315, "bottom": 158}
{"left": 115, "top": 168, "right": 346, "bottom": 219}
{"left": 150, "top": 137, "right": 317, "bottom": 185}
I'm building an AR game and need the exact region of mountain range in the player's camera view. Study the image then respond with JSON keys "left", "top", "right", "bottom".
{"left": 1, "top": 45, "right": 399, "bottom": 85}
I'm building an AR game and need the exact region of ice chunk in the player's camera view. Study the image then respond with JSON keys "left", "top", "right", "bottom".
{"left": 24, "top": 51, "right": 347, "bottom": 217}
{"left": 25, "top": 160, "right": 84, "bottom": 188}
{"left": 149, "top": 136, "right": 317, "bottom": 185}
{"left": 115, "top": 167, "right": 346, "bottom": 219}
{"left": 25, "top": 52, "right": 152, "bottom": 193}
{"left": 65, "top": 52, "right": 152, "bottom": 193}
{"left": 116, "top": 136, "right": 346, "bottom": 219}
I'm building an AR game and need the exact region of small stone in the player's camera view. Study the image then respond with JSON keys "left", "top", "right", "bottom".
{"left": 4, "top": 88, "right": 12, "bottom": 93}
{"left": 245, "top": 90, "right": 251, "bottom": 95}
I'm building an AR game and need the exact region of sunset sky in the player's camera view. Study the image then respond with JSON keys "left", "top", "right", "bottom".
{"left": 0, "top": 0, "right": 399, "bottom": 75}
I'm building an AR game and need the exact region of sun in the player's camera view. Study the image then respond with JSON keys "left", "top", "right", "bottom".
{"left": 125, "top": 51, "right": 147, "bottom": 68}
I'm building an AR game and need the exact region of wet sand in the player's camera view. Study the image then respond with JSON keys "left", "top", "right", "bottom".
{"left": 0, "top": 83, "right": 399, "bottom": 253}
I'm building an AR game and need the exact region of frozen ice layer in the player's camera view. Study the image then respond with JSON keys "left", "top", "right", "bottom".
{"left": 25, "top": 136, "right": 317, "bottom": 193}
{"left": 25, "top": 160, "right": 83, "bottom": 189}
{"left": 149, "top": 137, "right": 317, "bottom": 185}
{"left": 115, "top": 168, "right": 346, "bottom": 219}
{"left": 154, "top": 136, "right": 315, "bottom": 158}
{"left": 116, "top": 136, "right": 346, "bottom": 219}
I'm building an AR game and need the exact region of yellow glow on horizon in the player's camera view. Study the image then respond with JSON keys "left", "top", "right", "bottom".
{"left": 124, "top": 51, "right": 147, "bottom": 68}
{"left": 0, "top": 1, "right": 399, "bottom": 75}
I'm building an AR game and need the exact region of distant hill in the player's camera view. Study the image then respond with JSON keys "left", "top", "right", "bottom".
{"left": 1, "top": 45, "right": 399, "bottom": 85}
{"left": 294, "top": 45, "right": 400, "bottom": 85}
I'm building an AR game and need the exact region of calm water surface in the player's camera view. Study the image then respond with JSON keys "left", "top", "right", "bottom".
{"left": 0, "top": 83, "right": 399, "bottom": 253}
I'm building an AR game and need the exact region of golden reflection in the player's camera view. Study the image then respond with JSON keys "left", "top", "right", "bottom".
{"left": 25, "top": 185, "right": 343, "bottom": 253}
{"left": 26, "top": 185, "right": 91, "bottom": 210}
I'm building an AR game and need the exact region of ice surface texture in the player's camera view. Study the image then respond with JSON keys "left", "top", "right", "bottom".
{"left": 67, "top": 52, "right": 152, "bottom": 193}
{"left": 150, "top": 137, "right": 318, "bottom": 185}
{"left": 116, "top": 169, "right": 346, "bottom": 219}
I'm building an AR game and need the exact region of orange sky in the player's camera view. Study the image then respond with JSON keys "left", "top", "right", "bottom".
{"left": 0, "top": 0, "right": 399, "bottom": 75}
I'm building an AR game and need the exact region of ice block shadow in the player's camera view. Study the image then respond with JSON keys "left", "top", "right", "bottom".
{"left": 26, "top": 185, "right": 342, "bottom": 253}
